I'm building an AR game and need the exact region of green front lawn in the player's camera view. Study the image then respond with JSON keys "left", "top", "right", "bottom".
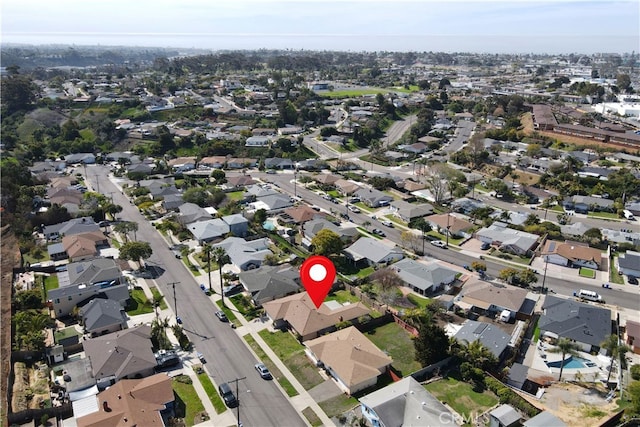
{"left": 258, "top": 330, "right": 324, "bottom": 390}
{"left": 365, "top": 322, "right": 421, "bottom": 377}
{"left": 318, "top": 394, "right": 359, "bottom": 418}
{"left": 196, "top": 370, "right": 227, "bottom": 414}
{"left": 216, "top": 300, "right": 240, "bottom": 326}
{"left": 172, "top": 375, "right": 208, "bottom": 426}
{"left": 229, "top": 294, "right": 262, "bottom": 320}
{"left": 326, "top": 289, "right": 360, "bottom": 304}
{"left": 320, "top": 88, "right": 388, "bottom": 98}
{"left": 587, "top": 211, "right": 619, "bottom": 219}
{"left": 579, "top": 267, "right": 596, "bottom": 279}
{"left": 125, "top": 287, "right": 154, "bottom": 315}
{"left": 181, "top": 256, "right": 202, "bottom": 276}
{"left": 610, "top": 262, "right": 625, "bottom": 284}
{"left": 226, "top": 191, "right": 245, "bottom": 201}
{"left": 424, "top": 376, "right": 499, "bottom": 420}
{"left": 384, "top": 214, "right": 406, "bottom": 226}
{"left": 425, "top": 230, "right": 465, "bottom": 246}
{"left": 243, "top": 334, "right": 298, "bottom": 397}
{"left": 149, "top": 286, "right": 168, "bottom": 309}
{"left": 302, "top": 407, "right": 323, "bottom": 427}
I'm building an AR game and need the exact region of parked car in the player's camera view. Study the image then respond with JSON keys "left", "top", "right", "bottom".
{"left": 254, "top": 363, "right": 272, "bottom": 379}
{"left": 628, "top": 276, "right": 638, "bottom": 285}
{"left": 430, "top": 240, "right": 447, "bottom": 248}
{"left": 380, "top": 219, "right": 394, "bottom": 227}
{"left": 348, "top": 205, "right": 361, "bottom": 213}
{"left": 223, "top": 283, "right": 243, "bottom": 296}
{"left": 372, "top": 228, "right": 386, "bottom": 237}
{"left": 215, "top": 311, "right": 228, "bottom": 322}
{"left": 218, "top": 382, "right": 238, "bottom": 407}
{"left": 480, "top": 242, "right": 491, "bottom": 250}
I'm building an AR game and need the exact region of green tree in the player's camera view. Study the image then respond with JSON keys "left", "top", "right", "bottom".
{"left": 311, "top": 229, "right": 343, "bottom": 256}
{"left": 410, "top": 217, "right": 432, "bottom": 254}
{"left": 601, "top": 334, "right": 631, "bottom": 384}
{"left": 617, "top": 74, "right": 632, "bottom": 93}
{"left": 182, "top": 188, "right": 209, "bottom": 207}
{"left": 498, "top": 268, "right": 520, "bottom": 285}
{"left": 1, "top": 68, "right": 38, "bottom": 114}
{"left": 583, "top": 228, "right": 602, "bottom": 245}
{"left": 119, "top": 241, "right": 153, "bottom": 268}
{"left": 414, "top": 323, "right": 449, "bottom": 367}
{"left": 628, "top": 381, "right": 640, "bottom": 417}
{"left": 518, "top": 269, "right": 538, "bottom": 286}
{"left": 252, "top": 209, "right": 267, "bottom": 226}
{"left": 457, "top": 340, "right": 498, "bottom": 370}
{"left": 548, "top": 338, "right": 582, "bottom": 381}
{"left": 113, "top": 221, "right": 139, "bottom": 242}
{"left": 13, "top": 290, "right": 43, "bottom": 310}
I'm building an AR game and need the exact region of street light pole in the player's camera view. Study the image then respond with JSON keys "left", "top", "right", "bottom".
{"left": 228, "top": 376, "right": 246, "bottom": 427}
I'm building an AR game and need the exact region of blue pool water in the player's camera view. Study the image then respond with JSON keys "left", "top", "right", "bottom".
{"left": 546, "top": 356, "right": 588, "bottom": 369}
{"left": 263, "top": 220, "right": 276, "bottom": 231}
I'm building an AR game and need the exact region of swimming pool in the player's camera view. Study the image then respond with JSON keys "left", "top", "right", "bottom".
{"left": 263, "top": 220, "right": 276, "bottom": 231}
{"left": 546, "top": 356, "right": 592, "bottom": 369}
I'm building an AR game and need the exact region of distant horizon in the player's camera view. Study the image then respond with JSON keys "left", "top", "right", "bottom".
{"left": 2, "top": 1, "right": 638, "bottom": 55}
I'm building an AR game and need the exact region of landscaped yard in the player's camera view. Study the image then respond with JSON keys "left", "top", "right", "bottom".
{"left": 579, "top": 267, "right": 596, "bottom": 279}
{"left": 258, "top": 330, "right": 324, "bottom": 390}
{"left": 326, "top": 289, "right": 360, "bottom": 304}
{"left": 587, "top": 211, "right": 619, "bottom": 219}
{"left": 406, "top": 293, "right": 431, "bottom": 309}
{"left": 172, "top": 375, "right": 208, "bottom": 426}
{"left": 44, "top": 274, "right": 59, "bottom": 292}
{"left": 125, "top": 286, "right": 154, "bottom": 315}
{"left": 365, "top": 322, "right": 421, "bottom": 377}
{"left": 425, "top": 375, "right": 499, "bottom": 420}
{"left": 195, "top": 369, "right": 227, "bottom": 414}
{"left": 609, "top": 262, "right": 624, "bottom": 284}
{"left": 181, "top": 256, "right": 202, "bottom": 276}
{"left": 243, "top": 334, "right": 298, "bottom": 397}
{"left": 229, "top": 294, "right": 262, "bottom": 320}
{"left": 426, "top": 230, "right": 465, "bottom": 246}
{"left": 226, "top": 191, "right": 244, "bottom": 201}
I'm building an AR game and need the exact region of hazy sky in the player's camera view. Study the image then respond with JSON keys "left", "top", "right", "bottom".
{"left": 2, "top": 0, "right": 638, "bottom": 53}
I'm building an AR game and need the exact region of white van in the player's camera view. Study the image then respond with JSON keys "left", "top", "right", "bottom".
{"left": 574, "top": 289, "right": 603, "bottom": 302}
{"left": 623, "top": 210, "right": 635, "bottom": 220}
{"left": 499, "top": 310, "right": 511, "bottom": 322}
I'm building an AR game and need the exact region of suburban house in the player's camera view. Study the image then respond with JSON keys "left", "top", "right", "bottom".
{"left": 541, "top": 240, "right": 603, "bottom": 270}
{"left": 344, "top": 237, "right": 404, "bottom": 267}
{"left": 426, "top": 214, "right": 474, "bottom": 238}
{"left": 79, "top": 298, "right": 128, "bottom": 338}
{"left": 360, "top": 376, "right": 456, "bottom": 427}
{"left": 239, "top": 264, "right": 301, "bottom": 306}
{"left": 178, "top": 202, "right": 212, "bottom": 225}
{"left": 389, "top": 200, "right": 434, "bottom": 222}
{"left": 226, "top": 157, "right": 258, "bottom": 169}
{"left": 304, "top": 327, "right": 392, "bottom": 395}
{"left": 263, "top": 293, "right": 370, "bottom": 341}
{"left": 43, "top": 217, "right": 100, "bottom": 241}
{"left": 475, "top": 222, "right": 539, "bottom": 256}
{"left": 76, "top": 373, "right": 174, "bottom": 427}
{"left": 335, "top": 179, "right": 362, "bottom": 196}
{"left": 48, "top": 230, "right": 109, "bottom": 261}
{"left": 48, "top": 258, "right": 128, "bottom": 318}
{"left": 624, "top": 320, "right": 640, "bottom": 354}
{"left": 199, "top": 155, "right": 228, "bottom": 169}
{"left": 162, "top": 193, "right": 184, "bottom": 211}
{"left": 167, "top": 156, "right": 196, "bottom": 173}
{"left": 264, "top": 158, "right": 294, "bottom": 169}
{"left": 245, "top": 136, "right": 271, "bottom": 147}
{"left": 249, "top": 193, "right": 293, "bottom": 213}
{"left": 392, "top": 259, "right": 458, "bottom": 295}
{"left": 222, "top": 175, "right": 255, "bottom": 190}
{"left": 455, "top": 280, "right": 536, "bottom": 321}
{"left": 65, "top": 153, "right": 96, "bottom": 164}
{"left": 570, "top": 195, "right": 616, "bottom": 213}
{"left": 454, "top": 320, "right": 512, "bottom": 360}
{"left": 279, "top": 205, "right": 325, "bottom": 225}
{"left": 213, "top": 237, "right": 272, "bottom": 271}
{"left": 302, "top": 218, "right": 359, "bottom": 244}
{"left": 354, "top": 188, "right": 393, "bottom": 208}
{"left": 618, "top": 251, "right": 640, "bottom": 277}
{"left": 82, "top": 325, "right": 157, "bottom": 388}
{"left": 539, "top": 296, "right": 611, "bottom": 353}
{"left": 244, "top": 184, "right": 279, "bottom": 201}
{"left": 187, "top": 216, "right": 243, "bottom": 244}
{"left": 451, "top": 197, "right": 487, "bottom": 215}
{"left": 313, "top": 173, "right": 342, "bottom": 186}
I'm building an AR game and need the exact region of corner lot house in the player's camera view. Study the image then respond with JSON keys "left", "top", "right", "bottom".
{"left": 305, "top": 326, "right": 392, "bottom": 395}
{"left": 539, "top": 296, "right": 611, "bottom": 353}
{"left": 360, "top": 376, "right": 456, "bottom": 427}
{"left": 263, "top": 293, "right": 370, "bottom": 341}
{"left": 542, "top": 240, "right": 603, "bottom": 270}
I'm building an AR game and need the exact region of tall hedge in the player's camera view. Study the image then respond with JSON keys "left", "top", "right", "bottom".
{"left": 486, "top": 376, "right": 540, "bottom": 418}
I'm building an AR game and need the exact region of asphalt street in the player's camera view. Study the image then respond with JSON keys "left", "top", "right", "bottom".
{"left": 86, "top": 165, "right": 306, "bottom": 427}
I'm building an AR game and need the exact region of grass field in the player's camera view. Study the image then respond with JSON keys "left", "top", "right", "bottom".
{"left": 125, "top": 287, "right": 154, "bottom": 315}
{"left": 258, "top": 330, "right": 324, "bottom": 390}
{"left": 365, "top": 322, "right": 421, "bottom": 376}
{"left": 226, "top": 191, "right": 245, "bottom": 201}
{"left": 172, "top": 375, "right": 208, "bottom": 426}
{"left": 195, "top": 370, "right": 227, "bottom": 414}
{"left": 579, "top": 267, "right": 596, "bottom": 279}
{"left": 425, "top": 376, "right": 499, "bottom": 420}
{"left": 243, "top": 334, "right": 298, "bottom": 397}
{"left": 406, "top": 293, "right": 431, "bottom": 309}
{"left": 302, "top": 407, "right": 323, "bottom": 427}
{"left": 181, "top": 256, "right": 202, "bottom": 276}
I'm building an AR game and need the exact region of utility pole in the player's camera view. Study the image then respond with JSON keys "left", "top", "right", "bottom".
{"left": 228, "top": 376, "right": 246, "bottom": 427}
{"left": 294, "top": 168, "right": 298, "bottom": 198}
{"left": 445, "top": 209, "right": 451, "bottom": 247}
{"left": 168, "top": 282, "right": 180, "bottom": 318}
{"left": 540, "top": 258, "right": 549, "bottom": 294}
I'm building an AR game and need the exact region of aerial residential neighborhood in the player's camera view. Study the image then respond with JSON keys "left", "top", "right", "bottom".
{"left": 1, "top": 41, "right": 640, "bottom": 427}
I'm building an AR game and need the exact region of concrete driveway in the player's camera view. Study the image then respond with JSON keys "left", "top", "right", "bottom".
{"left": 308, "top": 378, "right": 343, "bottom": 402}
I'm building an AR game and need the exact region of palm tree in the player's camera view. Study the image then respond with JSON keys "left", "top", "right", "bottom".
{"left": 212, "top": 246, "right": 230, "bottom": 306}
{"left": 202, "top": 243, "right": 214, "bottom": 293}
{"left": 601, "top": 334, "right": 631, "bottom": 384}
{"left": 458, "top": 340, "right": 498, "bottom": 370}
{"left": 548, "top": 338, "right": 582, "bottom": 381}
{"left": 152, "top": 293, "right": 165, "bottom": 320}
{"left": 362, "top": 220, "right": 371, "bottom": 231}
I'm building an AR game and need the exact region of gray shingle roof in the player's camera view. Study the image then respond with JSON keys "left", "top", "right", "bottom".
{"left": 239, "top": 264, "right": 301, "bottom": 304}
{"left": 454, "top": 320, "right": 511, "bottom": 358}
{"left": 344, "top": 237, "right": 404, "bottom": 264}
{"left": 392, "top": 259, "right": 457, "bottom": 292}
{"left": 79, "top": 298, "right": 127, "bottom": 332}
{"left": 539, "top": 295, "right": 611, "bottom": 347}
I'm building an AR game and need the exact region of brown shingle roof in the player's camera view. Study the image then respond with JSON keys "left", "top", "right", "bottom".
{"left": 427, "top": 214, "right": 473, "bottom": 234}
{"left": 305, "top": 327, "right": 391, "bottom": 389}
{"left": 77, "top": 373, "right": 173, "bottom": 427}
{"left": 282, "top": 206, "right": 324, "bottom": 224}
{"left": 460, "top": 280, "right": 529, "bottom": 312}
{"left": 263, "top": 293, "right": 370, "bottom": 339}
{"left": 542, "top": 240, "right": 603, "bottom": 267}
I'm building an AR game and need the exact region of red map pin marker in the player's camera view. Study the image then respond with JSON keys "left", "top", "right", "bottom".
{"left": 300, "top": 255, "right": 336, "bottom": 308}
